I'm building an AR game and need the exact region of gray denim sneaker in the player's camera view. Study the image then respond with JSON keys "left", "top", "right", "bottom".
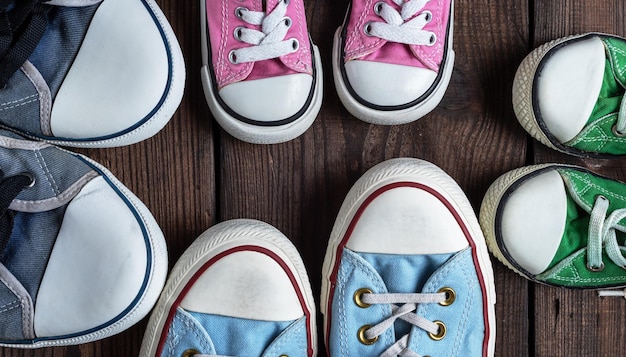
{"left": 0, "top": 130, "right": 168, "bottom": 347}
{"left": 0, "top": 0, "right": 185, "bottom": 148}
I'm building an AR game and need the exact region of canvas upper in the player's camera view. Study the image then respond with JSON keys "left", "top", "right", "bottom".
{"left": 480, "top": 164, "right": 626, "bottom": 289}
{"left": 0, "top": 129, "right": 167, "bottom": 347}
{"left": 332, "top": 0, "right": 455, "bottom": 125}
{"left": 139, "top": 219, "right": 317, "bottom": 357}
{"left": 513, "top": 33, "right": 626, "bottom": 157}
{"left": 321, "top": 158, "right": 496, "bottom": 356}
{"left": 0, "top": 0, "right": 185, "bottom": 148}
{"left": 200, "top": 0, "right": 323, "bottom": 144}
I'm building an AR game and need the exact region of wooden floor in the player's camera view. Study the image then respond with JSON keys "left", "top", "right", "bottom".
{"left": 3, "top": 0, "right": 626, "bottom": 356}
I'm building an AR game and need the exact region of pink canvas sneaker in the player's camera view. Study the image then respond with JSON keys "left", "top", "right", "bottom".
{"left": 200, "top": 0, "right": 323, "bottom": 144}
{"left": 333, "top": 0, "right": 454, "bottom": 125}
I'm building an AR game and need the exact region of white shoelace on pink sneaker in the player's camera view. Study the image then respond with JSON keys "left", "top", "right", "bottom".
{"left": 360, "top": 291, "right": 447, "bottom": 357}
{"left": 230, "top": 0, "right": 298, "bottom": 64}
{"left": 367, "top": 0, "right": 436, "bottom": 46}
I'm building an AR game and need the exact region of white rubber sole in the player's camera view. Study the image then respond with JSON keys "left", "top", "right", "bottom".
{"left": 0, "top": 153, "right": 168, "bottom": 348}
{"left": 27, "top": 0, "right": 186, "bottom": 148}
{"left": 200, "top": 0, "right": 323, "bottom": 144}
{"left": 332, "top": 3, "right": 454, "bottom": 125}
{"left": 320, "top": 157, "right": 496, "bottom": 356}
{"left": 139, "top": 219, "right": 317, "bottom": 357}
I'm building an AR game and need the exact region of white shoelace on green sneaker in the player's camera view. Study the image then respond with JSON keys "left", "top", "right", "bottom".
{"left": 612, "top": 95, "right": 626, "bottom": 136}
{"left": 360, "top": 291, "right": 448, "bottom": 357}
{"left": 366, "top": 0, "right": 436, "bottom": 46}
{"left": 589, "top": 195, "right": 626, "bottom": 298}
{"left": 587, "top": 195, "right": 626, "bottom": 272}
{"left": 229, "top": 0, "right": 298, "bottom": 64}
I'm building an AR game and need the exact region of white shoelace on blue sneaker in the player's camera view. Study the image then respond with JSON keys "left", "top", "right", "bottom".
{"left": 229, "top": 0, "right": 298, "bottom": 64}
{"left": 360, "top": 291, "right": 447, "bottom": 357}
{"left": 366, "top": 0, "right": 436, "bottom": 46}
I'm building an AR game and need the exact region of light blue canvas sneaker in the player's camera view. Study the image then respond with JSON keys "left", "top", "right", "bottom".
{"left": 139, "top": 219, "right": 317, "bottom": 357}
{"left": 0, "top": 0, "right": 185, "bottom": 148}
{"left": 321, "top": 158, "right": 496, "bottom": 356}
{"left": 0, "top": 130, "right": 168, "bottom": 347}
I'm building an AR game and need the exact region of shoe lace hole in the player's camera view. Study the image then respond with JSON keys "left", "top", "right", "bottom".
{"left": 357, "top": 325, "right": 378, "bottom": 345}
{"left": 290, "top": 38, "right": 299, "bottom": 51}
{"left": 235, "top": 6, "right": 248, "bottom": 18}
{"left": 364, "top": 22, "right": 374, "bottom": 36}
{"left": 182, "top": 349, "right": 200, "bottom": 357}
{"left": 374, "top": 2, "right": 384, "bottom": 15}
{"left": 587, "top": 262, "right": 605, "bottom": 272}
{"left": 612, "top": 124, "right": 626, "bottom": 137}
{"left": 423, "top": 10, "right": 432, "bottom": 22}
{"left": 437, "top": 287, "right": 456, "bottom": 306}
{"left": 353, "top": 288, "right": 372, "bottom": 308}
{"left": 233, "top": 26, "right": 244, "bottom": 41}
{"left": 428, "top": 33, "right": 436, "bottom": 45}
{"left": 20, "top": 172, "right": 35, "bottom": 188}
{"left": 228, "top": 50, "right": 239, "bottom": 64}
{"left": 428, "top": 321, "right": 446, "bottom": 341}
{"left": 283, "top": 17, "right": 292, "bottom": 28}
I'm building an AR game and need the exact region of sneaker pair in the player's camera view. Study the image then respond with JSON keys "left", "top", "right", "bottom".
{"left": 200, "top": 0, "right": 454, "bottom": 144}
{"left": 139, "top": 158, "right": 496, "bottom": 356}
{"left": 482, "top": 33, "right": 626, "bottom": 291}
{"left": 0, "top": 0, "right": 183, "bottom": 347}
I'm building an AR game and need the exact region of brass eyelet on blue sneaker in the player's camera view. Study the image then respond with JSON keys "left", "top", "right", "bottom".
{"left": 438, "top": 287, "right": 456, "bottom": 306}
{"left": 357, "top": 325, "right": 378, "bottom": 345}
{"left": 182, "top": 348, "right": 200, "bottom": 357}
{"left": 428, "top": 321, "right": 446, "bottom": 341}
{"left": 353, "top": 288, "right": 372, "bottom": 308}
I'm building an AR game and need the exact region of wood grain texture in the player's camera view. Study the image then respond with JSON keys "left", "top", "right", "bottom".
{"left": 3, "top": 0, "right": 623, "bottom": 356}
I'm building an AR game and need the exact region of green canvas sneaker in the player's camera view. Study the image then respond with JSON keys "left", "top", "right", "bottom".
{"left": 480, "top": 164, "right": 626, "bottom": 289}
{"left": 513, "top": 33, "right": 626, "bottom": 157}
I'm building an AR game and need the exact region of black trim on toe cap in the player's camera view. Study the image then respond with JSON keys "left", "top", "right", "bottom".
{"left": 493, "top": 165, "right": 559, "bottom": 284}
{"left": 205, "top": 25, "right": 318, "bottom": 128}
{"left": 531, "top": 33, "right": 626, "bottom": 159}
{"left": 338, "top": 0, "right": 452, "bottom": 111}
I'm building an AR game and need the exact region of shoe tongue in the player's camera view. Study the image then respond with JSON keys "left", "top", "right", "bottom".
{"left": 357, "top": 251, "right": 454, "bottom": 340}
{"left": 358, "top": 252, "right": 453, "bottom": 294}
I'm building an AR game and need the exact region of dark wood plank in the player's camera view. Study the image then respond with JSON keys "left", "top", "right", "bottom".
{"left": 532, "top": 0, "right": 626, "bottom": 356}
